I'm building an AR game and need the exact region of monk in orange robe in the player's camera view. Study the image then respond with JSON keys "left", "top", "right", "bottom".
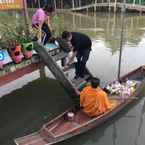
{"left": 80, "top": 78, "right": 111, "bottom": 117}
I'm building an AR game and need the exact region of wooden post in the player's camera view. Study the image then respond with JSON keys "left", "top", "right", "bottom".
{"left": 94, "top": 0, "right": 97, "bottom": 11}
{"left": 114, "top": 0, "right": 117, "bottom": 13}
{"left": 38, "top": 0, "right": 41, "bottom": 8}
{"left": 139, "top": 0, "right": 142, "bottom": 14}
{"left": 79, "top": 0, "right": 81, "bottom": 7}
{"left": 54, "top": 0, "right": 57, "bottom": 11}
{"left": 23, "top": 0, "right": 30, "bottom": 35}
{"left": 94, "top": 13, "right": 97, "bottom": 29}
{"left": 61, "top": 0, "right": 63, "bottom": 9}
{"left": 108, "top": 0, "right": 111, "bottom": 12}
{"left": 31, "top": 0, "right": 33, "bottom": 8}
{"left": 72, "top": 0, "right": 75, "bottom": 9}
{"left": 86, "top": 8, "right": 89, "bottom": 13}
{"left": 133, "top": 0, "right": 136, "bottom": 6}
{"left": 39, "top": 63, "right": 46, "bottom": 79}
{"left": 72, "top": 13, "right": 76, "bottom": 29}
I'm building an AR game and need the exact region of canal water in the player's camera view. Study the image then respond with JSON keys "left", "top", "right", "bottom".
{"left": 0, "top": 11, "right": 145, "bottom": 145}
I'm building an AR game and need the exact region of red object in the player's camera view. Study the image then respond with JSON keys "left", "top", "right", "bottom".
{"left": 24, "top": 51, "right": 33, "bottom": 59}
{"left": 9, "top": 44, "right": 24, "bottom": 63}
{"left": 0, "top": 61, "right": 3, "bottom": 69}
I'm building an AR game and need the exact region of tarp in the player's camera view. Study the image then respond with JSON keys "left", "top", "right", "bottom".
{"left": 0, "top": 0, "right": 23, "bottom": 10}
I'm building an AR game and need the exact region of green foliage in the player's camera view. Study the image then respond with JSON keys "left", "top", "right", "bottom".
{"left": 0, "top": 22, "right": 33, "bottom": 48}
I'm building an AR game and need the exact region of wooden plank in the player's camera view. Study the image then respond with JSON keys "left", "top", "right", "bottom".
{"left": 34, "top": 42, "right": 79, "bottom": 99}
{"left": 50, "top": 51, "right": 68, "bottom": 62}
{"left": 72, "top": 74, "right": 91, "bottom": 90}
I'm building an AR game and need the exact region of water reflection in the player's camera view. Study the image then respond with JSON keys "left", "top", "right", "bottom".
{"left": 55, "top": 12, "right": 145, "bottom": 82}
{"left": 134, "top": 98, "right": 145, "bottom": 145}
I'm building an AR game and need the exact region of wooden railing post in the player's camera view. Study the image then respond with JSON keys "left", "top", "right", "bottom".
{"left": 72, "top": 0, "right": 75, "bottom": 9}
{"left": 114, "top": 0, "right": 117, "bottom": 12}
{"left": 54, "top": 0, "right": 57, "bottom": 11}
{"left": 108, "top": 0, "right": 111, "bottom": 11}
{"left": 94, "top": 0, "right": 97, "bottom": 11}
{"left": 133, "top": 0, "right": 136, "bottom": 6}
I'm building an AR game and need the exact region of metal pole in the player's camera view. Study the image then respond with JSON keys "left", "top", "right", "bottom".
{"left": 23, "top": 0, "right": 30, "bottom": 35}
{"left": 118, "top": 0, "right": 126, "bottom": 80}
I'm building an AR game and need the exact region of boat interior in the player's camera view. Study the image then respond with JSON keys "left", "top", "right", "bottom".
{"left": 40, "top": 66, "right": 145, "bottom": 139}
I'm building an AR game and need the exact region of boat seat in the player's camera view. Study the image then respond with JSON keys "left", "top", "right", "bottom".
{"left": 49, "top": 121, "right": 81, "bottom": 138}
{"left": 40, "top": 126, "right": 55, "bottom": 139}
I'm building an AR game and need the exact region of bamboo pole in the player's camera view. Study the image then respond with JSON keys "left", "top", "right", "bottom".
{"left": 118, "top": 0, "right": 126, "bottom": 80}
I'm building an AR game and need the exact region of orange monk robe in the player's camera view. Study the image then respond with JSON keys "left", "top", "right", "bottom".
{"left": 80, "top": 86, "right": 111, "bottom": 117}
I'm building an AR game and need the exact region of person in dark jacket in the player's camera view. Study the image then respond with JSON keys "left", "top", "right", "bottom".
{"left": 62, "top": 31, "right": 92, "bottom": 79}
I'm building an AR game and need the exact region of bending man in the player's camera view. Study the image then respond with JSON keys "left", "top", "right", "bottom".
{"left": 62, "top": 31, "right": 92, "bottom": 79}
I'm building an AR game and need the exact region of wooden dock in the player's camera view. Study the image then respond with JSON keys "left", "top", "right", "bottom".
{"left": 71, "top": 2, "right": 145, "bottom": 13}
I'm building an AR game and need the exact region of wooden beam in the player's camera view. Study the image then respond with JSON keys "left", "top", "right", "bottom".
{"left": 34, "top": 42, "right": 79, "bottom": 99}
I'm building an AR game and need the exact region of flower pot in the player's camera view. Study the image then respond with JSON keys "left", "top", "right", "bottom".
{"left": 9, "top": 44, "right": 24, "bottom": 63}
{"left": 13, "top": 54, "right": 24, "bottom": 63}
{"left": 22, "top": 42, "right": 33, "bottom": 59}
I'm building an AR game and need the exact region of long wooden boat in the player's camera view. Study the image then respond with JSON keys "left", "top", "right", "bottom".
{"left": 14, "top": 65, "right": 145, "bottom": 145}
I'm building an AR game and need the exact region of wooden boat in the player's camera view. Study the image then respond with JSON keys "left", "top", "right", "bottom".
{"left": 14, "top": 65, "right": 145, "bottom": 145}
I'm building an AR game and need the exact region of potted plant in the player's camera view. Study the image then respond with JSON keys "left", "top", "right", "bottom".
{"left": 0, "top": 23, "right": 24, "bottom": 63}
{"left": 18, "top": 26, "right": 34, "bottom": 59}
